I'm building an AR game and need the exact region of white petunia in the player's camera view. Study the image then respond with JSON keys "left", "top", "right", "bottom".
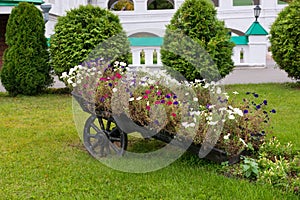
{"left": 233, "top": 108, "right": 243, "bottom": 117}
{"left": 72, "top": 83, "right": 77, "bottom": 87}
{"left": 120, "top": 62, "right": 126, "bottom": 66}
{"left": 228, "top": 115, "right": 235, "bottom": 120}
{"left": 208, "top": 121, "right": 218, "bottom": 126}
{"left": 60, "top": 72, "right": 68, "bottom": 79}
{"left": 223, "top": 133, "right": 230, "bottom": 140}
{"left": 112, "top": 88, "right": 118, "bottom": 93}
{"left": 239, "top": 138, "right": 248, "bottom": 147}
{"left": 181, "top": 122, "right": 188, "bottom": 128}
{"left": 216, "top": 87, "right": 222, "bottom": 94}
{"left": 193, "top": 97, "right": 198, "bottom": 102}
{"left": 76, "top": 79, "right": 82, "bottom": 84}
{"left": 129, "top": 97, "right": 134, "bottom": 101}
{"left": 67, "top": 78, "right": 73, "bottom": 84}
{"left": 233, "top": 91, "right": 239, "bottom": 95}
{"left": 136, "top": 96, "right": 142, "bottom": 101}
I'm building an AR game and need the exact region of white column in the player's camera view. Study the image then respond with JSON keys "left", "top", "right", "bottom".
{"left": 132, "top": 48, "right": 141, "bottom": 65}
{"left": 219, "top": 0, "right": 233, "bottom": 10}
{"left": 232, "top": 46, "right": 241, "bottom": 65}
{"left": 156, "top": 48, "right": 162, "bottom": 65}
{"left": 135, "top": 0, "right": 146, "bottom": 13}
{"left": 144, "top": 48, "right": 153, "bottom": 65}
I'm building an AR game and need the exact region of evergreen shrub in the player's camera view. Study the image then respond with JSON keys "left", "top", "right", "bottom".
{"left": 161, "top": 0, "right": 234, "bottom": 82}
{"left": 0, "top": 2, "right": 52, "bottom": 96}
{"left": 270, "top": 0, "right": 300, "bottom": 80}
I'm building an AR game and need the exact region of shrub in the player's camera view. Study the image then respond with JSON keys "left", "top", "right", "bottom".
{"left": 270, "top": 0, "right": 300, "bottom": 80}
{"left": 0, "top": 2, "right": 52, "bottom": 96}
{"left": 160, "top": 0, "right": 235, "bottom": 82}
{"left": 50, "top": 5, "right": 130, "bottom": 84}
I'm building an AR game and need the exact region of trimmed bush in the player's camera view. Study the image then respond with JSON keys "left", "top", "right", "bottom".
{"left": 270, "top": 0, "right": 300, "bottom": 80}
{"left": 161, "top": 0, "right": 234, "bottom": 82}
{"left": 0, "top": 2, "right": 52, "bottom": 96}
{"left": 50, "top": 5, "right": 130, "bottom": 82}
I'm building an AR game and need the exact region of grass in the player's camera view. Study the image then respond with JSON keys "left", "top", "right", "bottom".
{"left": 0, "top": 83, "right": 299, "bottom": 199}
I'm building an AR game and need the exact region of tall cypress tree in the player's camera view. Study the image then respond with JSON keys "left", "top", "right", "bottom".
{"left": 0, "top": 2, "right": 52, "bottom": 96}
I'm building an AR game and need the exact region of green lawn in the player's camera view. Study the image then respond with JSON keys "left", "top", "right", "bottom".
{"left": 0, "top": 83, "right": 299, "bottom": 199}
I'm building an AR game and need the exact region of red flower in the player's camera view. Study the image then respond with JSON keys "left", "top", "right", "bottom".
{"left": 100, "top": 77, "right": 108, "bottom": 81}
{"left": 171, "top": 113, "right": 177, "bottom": 117}
{"left": 167, "top": 101, "right": 172, "bottom": 105}
{"left": 116, "top": 73, "right": 122, "bottom": 79}
{"left": 145, "top": 90, "right": 151, "bottom": 94}
{"left": 143, "top": 95, "right": 148, "bottom": 99}
{"left": 146, "top": 106, "right": 151, "bottom": 111}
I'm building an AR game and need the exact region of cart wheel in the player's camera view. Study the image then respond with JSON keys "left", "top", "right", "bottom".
{"left": 83, "top": 115, "right": 128, "bottom": 158}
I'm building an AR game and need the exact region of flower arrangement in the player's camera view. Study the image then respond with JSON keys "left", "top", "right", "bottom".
{"left": 61, "top": 60, "right": 276, "bottom": 157}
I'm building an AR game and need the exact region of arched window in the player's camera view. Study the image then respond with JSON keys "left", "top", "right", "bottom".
{"left": 108, "top": 0, "right": 134, "bottom": 11}
{"left": 230, "top": 29, "right": 245, "bottom": 36}
{"left": 147, "top": 0, "right": 174, "bottom": 10}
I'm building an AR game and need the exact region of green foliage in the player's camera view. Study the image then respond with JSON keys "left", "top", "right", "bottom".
{"left": 148, "top": 0, "right": 174, "bottom": 10}
{"left": 161, "top": 0, "right": 234, "bottom": 82}
{"left": 113, "top": 0, "right": 134, "bottom": 10}
{"left": 257, "top": 138, "right": 300, "bottom": 194}
{"left": 241, "top": 156, "right": 259, "bottom": 178}
{"left": 270, "top": 0, "right": 300, "bottom": 80}
{"left": 0, "top": 2, "right": 52, "bottom": 96}
{"left": 50, "top": 5, "right": 130, "bottom": 81}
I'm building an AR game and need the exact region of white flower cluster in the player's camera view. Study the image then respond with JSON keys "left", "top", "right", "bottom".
{"left": 60, "top": 65, "right": 101, "bottom": 87}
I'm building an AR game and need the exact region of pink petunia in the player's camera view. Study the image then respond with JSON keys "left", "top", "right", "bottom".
{"left": 145, "top": 90, "right": 151, "bottom": 94}
{"left": 143, "top": 95, "right": 148, "bottom": 99}
{"left": 115, "top": 73, "right": 122, "bottom": 79}
{"left": 146, "top": 106, "right": 151, "bottom": 111}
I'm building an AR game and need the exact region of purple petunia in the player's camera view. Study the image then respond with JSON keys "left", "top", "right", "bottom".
{"left": 256, "top": 105, "right": 261, "bottom": 109}
{"left": 243, "top": 109, "right": 249, "bottom": 114}
{"left": 173, "top": 101, "right": 179, "bottom": 105}
{"left": 271, "top": 109, "right": 276, "bottom": 113}
{"left": 263, "top": 100, "right": 268, "bottom": 105}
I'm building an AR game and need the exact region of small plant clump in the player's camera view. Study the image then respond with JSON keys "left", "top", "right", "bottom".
{"left": 221, "top": 137, "right": 300, "bottom": 195}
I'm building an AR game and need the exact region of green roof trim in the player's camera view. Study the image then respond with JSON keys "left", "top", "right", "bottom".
{"left": 128, "top": 37, "right": 163, "bottom": 46}
{"left": 230, "top": 36, "right": 248, "bottom": 45}
{"left": 245, "top": 22, "right": 268, "bottom": 36}
{"left": 0, "top": 0, "right": 44, "bottom": 6}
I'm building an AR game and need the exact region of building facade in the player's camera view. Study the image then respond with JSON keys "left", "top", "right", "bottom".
{"left": 0, "top": 0, "right": 288, "bottom": 68}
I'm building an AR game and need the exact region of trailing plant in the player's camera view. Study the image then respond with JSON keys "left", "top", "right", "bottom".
{"left": 0, "top": 2, "right": 52, "bottom": 96}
